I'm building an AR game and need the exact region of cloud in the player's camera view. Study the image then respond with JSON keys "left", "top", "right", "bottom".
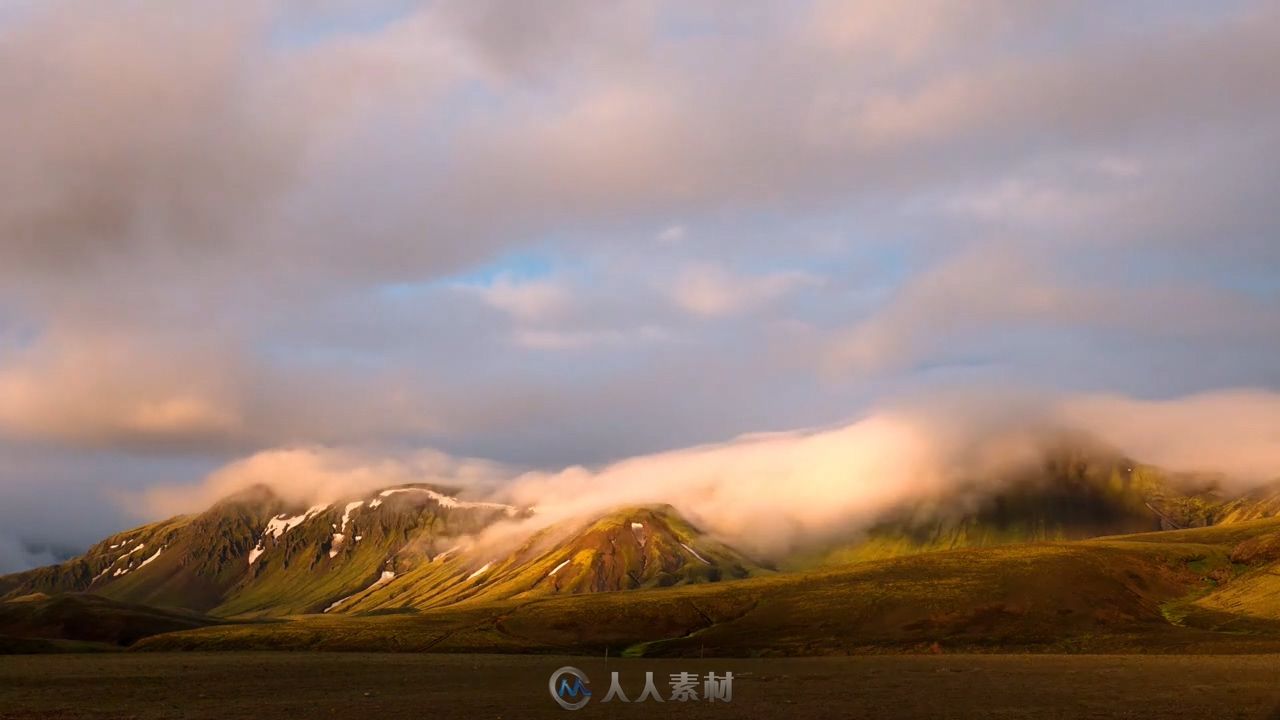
{"left": 0, "top": 1, "right": 1277, "bottom": 563}
{"left": 511, "top": 325, "right": 670, "bottom": 351}
{"left": 0, "top": 536, "right": 60, "bottom": 575}
{"left": 1057, "top": 390, "right": 1280, "bottom": 485}
{"left": 826, "top": 247, "right": 1280, "bottom": 379}
{"left": 0, "top": 328, "right": 245, "bottom": 449}
{"left": 0, "top": 2, "right": 296, "bottom": 281}
{"left": 135, "top": 389, "right": 1280, "bottom": 561}
{"left": 654, "top": 224, "right": 686, "bottom": 244}
{"left": 0, "top": 324, "right": 446, "bottom": 451}
{"left": 669, "top": 263, "right": 821, "bottom": 318}
{"left": 134, "top": 397, "right": 1036, "bottom": 558}
{"left": 476, "top": 276, "right": 572, "bottom": 322}
{"left": 141, "top": 445, "right": 513, "bottom": 518}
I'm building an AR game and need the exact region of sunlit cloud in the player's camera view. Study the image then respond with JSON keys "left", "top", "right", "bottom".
{"left": 0, "top": 0, "right": 1277, "bottom": 568}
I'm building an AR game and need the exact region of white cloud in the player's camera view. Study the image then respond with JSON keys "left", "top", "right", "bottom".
{"left": 669, "top": 263, "right": 821, "bottom": 318}
{"left": 140, "top": 388, "right": 1280, "bottom": 559}
{"left": 511, "top": 325, "right": 669, "bottom": 351}
{"left": 655, "top": 224, "right": 686, "bottom": 244}
{"left": 476, "top": 276, "right": 572, "bottom": 322}
{"left": 0, "top": 0, "right": 1277, "bottom": 556}
{"left": 142, "top": 445, "right": 512, "bottom": 517}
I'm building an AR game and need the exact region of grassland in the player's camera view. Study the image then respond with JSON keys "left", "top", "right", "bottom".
{"left": 0, "top": 593, "right": 219, "bottom": 649}
{"left": 3, "top": 652, "right": 1280, "bottom": 719}
{"left": 7, "top": 519, "right": 1280, "bottom": 718}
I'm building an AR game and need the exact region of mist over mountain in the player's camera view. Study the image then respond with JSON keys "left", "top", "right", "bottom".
{"left": 110, "top": 388, "right": 1280, "bottom": 565}
{"left": 5, "top": 425, "right": 1278, "bottom": 622}
{"left": 1, "top": 1, "right": 1277, "bottom": 592}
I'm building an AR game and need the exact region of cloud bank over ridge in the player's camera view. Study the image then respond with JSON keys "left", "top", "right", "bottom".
{"left": 0, "top": 1, "right": 1277, "bottom": 569}
{"left": 135, "top": 389, "right": 1280, "bottom": 559}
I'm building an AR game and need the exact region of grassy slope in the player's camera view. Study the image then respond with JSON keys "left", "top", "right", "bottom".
{"left": 0, "top": 516, "right": 193, "bottom": 602}
{"left": 0, "top": 484, "right": 515, "bottom": 619}
{"left": 0, "top": 593, "right": 221, "bottom": 650}
{"left": 136, "top": 518, "right": 1280, "bottom": 656}
{"left": 214, "top": 493, "right": 530, "bottom": 617}
{"left": 339, "top": 505, "right": 763, "bottom": 613}
{"left": 0, "top": 485, "right": 283, "bottom": 612}
{"left": 1153, "top": 519, "right": 1280, "bottom": 631}
{"left": 792, "top": 461, "right": 1227, "bottom": 569}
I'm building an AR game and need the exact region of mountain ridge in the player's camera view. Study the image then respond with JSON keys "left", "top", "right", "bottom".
{"left": 4, "top": 445, "right": 1279, "bottom": 625}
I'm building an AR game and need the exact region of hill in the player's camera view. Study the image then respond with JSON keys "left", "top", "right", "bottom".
{"left": 334, "top": 505, "right": 764, "bottom": 613}
{"left": 0, "top": 592, "right": 220, "bottom": 652}
{"left": 4, "top": 442, "right": 1280, "bottom": 627}
{"left": 0, "top": 488, "right": 756, "bottom": 620}
{"left": 795, "top": 444, "right": 1231, "bottom": 567}
{"left": 135, "top": 517, "right": 1280, "bottom": 656}
{"left": 0, "top": 484, "right": 521, "bottom": 616}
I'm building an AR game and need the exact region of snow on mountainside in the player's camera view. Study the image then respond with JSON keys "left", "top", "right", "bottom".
{"left": 332, "top": 504, "right": 765, "bottom": 614}
{"left": 0, "top": 480, "right": 760, "bottom": 619}
{"left": 5, "top": 443, "right": 1280, "bottom": 619}
{"left": 0, "top": 483, "right": 521, "bottom": 616}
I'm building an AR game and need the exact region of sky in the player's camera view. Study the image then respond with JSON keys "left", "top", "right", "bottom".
{"left": 0, "top": 0, "right": 1278, "bottom": 570}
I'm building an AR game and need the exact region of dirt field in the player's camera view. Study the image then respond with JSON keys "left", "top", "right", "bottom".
{"left": 2, "top": 652, "right": 1279, "bottom": 719}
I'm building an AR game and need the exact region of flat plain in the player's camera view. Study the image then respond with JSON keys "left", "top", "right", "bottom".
{"left": 2, "top": 652, "right": 1280, "bottom": 720}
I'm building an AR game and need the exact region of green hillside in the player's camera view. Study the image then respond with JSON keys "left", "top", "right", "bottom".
{"left": 794, "top": 447, "right": 1230, "bottom": 568}
{"left": 0, "top": 592, "right": 220, "bottom": 650}
{"left": 337, "top": 505, "right": 764, "bottom": 613}
{"left": 133, "top": 518, "right": 1280, "bottom": 656}
{"left": 0, "top": 484, "right": 522, "bottom": 617}
{"left": 5, "top": 443, "right": 1280, "bottom": 636}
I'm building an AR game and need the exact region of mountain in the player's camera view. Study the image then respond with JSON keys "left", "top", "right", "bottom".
{"left": 334, "top": 505, "right": 763, "bottom": 613}
{"left": 136, "top": 517, "right": 1280, "bottom": 656}
{"left": 0, "top": 485, "right": 756, "bottom": 619}
{"left": 799, "top": 442, "right": 1230, "bottom": 567}
{"left": 0, "top": 592, "right": 219, "bottom": 650}
{"left": 1210, "top": 479, "right": 1280, "bottom": 524}
{"left": 3, "top": 441, "right": 1279, "bottom": 627}
{"left": 0, "top": 483, "right": 518, "bottom": 616}
{"left": 0, "top": 485, "right": 284, "bottom": 609}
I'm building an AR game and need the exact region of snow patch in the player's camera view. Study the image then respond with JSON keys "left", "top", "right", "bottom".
{"left": 249, "top": 504, "right": 330, "bottom": 566}
{"left": 263, "top": 504, "right": 330, "bottom": 540}
{"left": 547, "top": 558, "right": 571, "bottom": 577}
{"left": 680, "top": 542, "right": 711, "bottom": 565}
{"left": 340, "top": 501, "right": 363, "bottom": 531}
{"left": 115, "top": 543, "right": 146, "bottom": 564}
{"left": 631, "top": 522, "right": 644, "bottom": 530}
{"left": 467, "top": 562, "right": 492, "bottom": 581}
{"left": 328, "top": 500, "right": 365, "bottom": 557}
{"left": 377, "top": 487, "right": 514, "bottom": 514}
{"left": 323, "top": 570, "right": 397, "bottom": 614}
{"left": 354, "top": 535, "right": 363, "bottom": 542}
{"left": 137, "top": 547, "right": 163, "bottom": 569}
